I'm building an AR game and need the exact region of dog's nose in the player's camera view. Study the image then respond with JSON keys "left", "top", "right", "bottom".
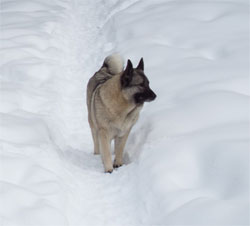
{"left": 151, "top": 91, "right": 156, "bottom": 100}
{"left": 148, "top": 89, "right": 156, "bottom": 101}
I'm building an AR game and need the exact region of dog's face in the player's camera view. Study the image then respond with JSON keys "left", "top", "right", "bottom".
{"left": 121, "top": 58, "right": 157, "bottom": 104}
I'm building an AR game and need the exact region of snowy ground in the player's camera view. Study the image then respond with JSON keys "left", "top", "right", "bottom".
{"left": 0, "top": 0, "right": 249, "bottom": 225}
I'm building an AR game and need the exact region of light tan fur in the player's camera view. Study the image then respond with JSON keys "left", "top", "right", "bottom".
{"left": 103, "top": 53, "right": 124, "bottom": 75}
{"left": 87, "top": 56, "right": 143, "bottom": 173}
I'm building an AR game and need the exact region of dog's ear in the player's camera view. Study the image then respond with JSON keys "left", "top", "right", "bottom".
{"left": 125, "top": 59, "right": 133, "bottom": 74}
{"left": 121, "top": 59, "right": 133, "bottom": 87}
{"left": 136, "top": 58, "right": 144, "bottom": 71}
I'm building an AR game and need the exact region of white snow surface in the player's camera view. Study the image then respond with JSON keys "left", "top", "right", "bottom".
{"left": 0, "top": 0, "right": 249, "bottom": 225}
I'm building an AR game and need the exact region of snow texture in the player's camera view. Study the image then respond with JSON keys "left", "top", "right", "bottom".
{"left": 0, "top": 0, "right": 249, "bottom": 225}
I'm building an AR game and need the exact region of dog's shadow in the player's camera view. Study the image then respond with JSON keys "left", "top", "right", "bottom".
{"left": 124, "top": 121, "right": 152, "bottom": 164}
{"left": 62, "top": 147, "right": 103, "bottom": 172}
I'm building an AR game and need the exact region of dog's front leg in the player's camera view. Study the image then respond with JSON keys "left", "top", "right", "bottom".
{"left": 98, "top": 129, "right": 113, "bottom": 173}
{"left": 114, "top": 130, "right": 130, "bottom": 168}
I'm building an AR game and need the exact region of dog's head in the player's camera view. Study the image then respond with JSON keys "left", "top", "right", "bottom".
{"left": 121, "top": 58, "right": 157, "bottom": 104}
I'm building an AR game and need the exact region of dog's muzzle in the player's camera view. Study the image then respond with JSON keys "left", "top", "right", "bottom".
{"left": 134, "top": 88, "right": 157, "bottom": 104}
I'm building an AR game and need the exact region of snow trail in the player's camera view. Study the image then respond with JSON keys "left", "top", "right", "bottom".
{"left": 42, "top": 0, "right": 144, "bottom": 224}
{"left": 1, "top": 0, "right": 249, "bottom": 225}
{"left": 1, "top": 0, "right": 143, "bottom": 225}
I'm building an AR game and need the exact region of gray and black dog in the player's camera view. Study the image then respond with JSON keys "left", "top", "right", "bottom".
{"left": 87, "top": 54, "right": 156, "bottom": 173}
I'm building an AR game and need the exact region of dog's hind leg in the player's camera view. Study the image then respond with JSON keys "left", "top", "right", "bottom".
{"left": 91, "top": 127, "right": 100, "bottom": 155}
{"left": 88, "top": 115, "right": 100, "bottom": 155}
{"left": 98, "top": 129, "right": 113, "bottom": 173}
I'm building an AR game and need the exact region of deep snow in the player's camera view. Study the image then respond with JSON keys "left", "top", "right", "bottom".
{"left": 0, "top": 0, "right": 249, "bottom": 225}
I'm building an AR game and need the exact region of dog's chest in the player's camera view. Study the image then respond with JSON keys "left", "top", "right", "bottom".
{"left": 112, "top": 105, "right": 142, "bottom": 137}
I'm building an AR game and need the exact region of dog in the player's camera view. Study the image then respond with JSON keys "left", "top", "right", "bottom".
{"left": 87, "top": 54, "right": 156, "bottom": 173}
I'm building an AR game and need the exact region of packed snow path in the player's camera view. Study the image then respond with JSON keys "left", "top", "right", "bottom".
{"left": 1, "top": 0, "right": 249, "bottom": 225}
{"left": 1, "top": 0, "right": 143, "bottom": 225}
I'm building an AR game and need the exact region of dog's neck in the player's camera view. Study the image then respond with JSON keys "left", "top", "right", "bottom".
{"left": 99, "top": 74, "right": 137, "bottom": 117}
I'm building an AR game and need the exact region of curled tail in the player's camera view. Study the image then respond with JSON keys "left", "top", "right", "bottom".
{"left": 102, "top": 53, "right": 124, "bottom": 75}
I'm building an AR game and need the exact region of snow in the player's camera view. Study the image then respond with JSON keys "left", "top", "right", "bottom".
{"left": 0, "top": 0, "right": 249, "bottom": 225}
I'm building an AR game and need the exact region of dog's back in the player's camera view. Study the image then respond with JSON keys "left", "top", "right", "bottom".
{"left": 87, "top": 54, "right": 124, "bottom": 109}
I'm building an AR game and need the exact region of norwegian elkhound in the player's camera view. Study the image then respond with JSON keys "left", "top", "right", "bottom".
{"left": 87, "top": 54, "right": 156, "bottom": 173}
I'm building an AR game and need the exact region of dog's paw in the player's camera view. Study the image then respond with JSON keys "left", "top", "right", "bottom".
{"left": 105, "top": 169, "right": 113, "bottom": 173}
{"left": 113, "top": 162, "right": 123, "bottom": 169}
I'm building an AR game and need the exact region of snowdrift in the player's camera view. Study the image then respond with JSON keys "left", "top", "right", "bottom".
{"left": 0, "top": 0, "right": 249, "bottom": 225}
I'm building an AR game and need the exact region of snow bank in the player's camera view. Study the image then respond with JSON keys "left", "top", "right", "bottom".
{"left": 0, "top": 1, "right": 71, "bottom": 225}
{"left": 102, "top": 0, "right": 249, "bottom": 224}
{"left": 1, "top": 0, "right": 249, "bottom": 225}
